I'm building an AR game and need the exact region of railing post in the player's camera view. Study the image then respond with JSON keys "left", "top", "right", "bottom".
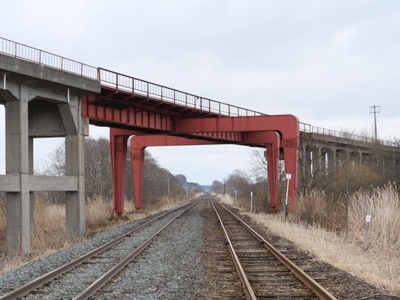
{"left": 116, "top": 73, "right": 119, "bottom": 93}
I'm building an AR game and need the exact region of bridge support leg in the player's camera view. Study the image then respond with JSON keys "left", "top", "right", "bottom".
{"left": 110, "top": 129, "right": 129, "bottom": 216}
{"left": 131, "top": 144, "right": 145, "bottom": 211}
{"left": 266, "top": 143, "right": 279, "bottom": 209}
{"left": 65, "top": 134, "right": 86, "bottom": 240}
{"left": 5, "top": 100, "right": 31, "bottom": 256}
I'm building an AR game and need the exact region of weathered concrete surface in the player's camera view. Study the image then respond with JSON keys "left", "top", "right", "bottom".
{"left": 0, "top": 175, "right": 20, "bottom": 191}
{"left": 0, "top": 54, "right": 100, "bottom": 95}
{"left": 0, "top": 52, "right": 98, "bottom": 255}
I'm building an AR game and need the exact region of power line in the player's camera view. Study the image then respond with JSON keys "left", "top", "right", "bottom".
{"left": 377, "top": 118, "right": 400, "bottom": 129}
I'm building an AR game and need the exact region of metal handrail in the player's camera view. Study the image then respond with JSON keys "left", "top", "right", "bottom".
{"left": 0, "top": 37, "right": 98, "bottom": 79}
{"left": 300, "top": 122, "right": 395, "bottom": 146}
{"left": 0, "top": 36, "right": 265, "bottom": 118}
{"left": 98, "top": 68, "right": 265, "bottom": 118}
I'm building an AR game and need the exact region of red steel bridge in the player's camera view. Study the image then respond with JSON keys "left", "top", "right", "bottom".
{"left": 1, "top": 37, "right": 397, "bottom": 218}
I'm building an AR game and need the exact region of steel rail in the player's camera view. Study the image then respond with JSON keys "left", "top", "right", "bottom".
{"left": 211, "top": 200, "right": 257, "bottom": 300}
{"left": 216, "top": 200, "right": 337, "bottom": 300}
{"left": 0, "top": 199, "right": 197, "bottom": 300}
{"left": 72, "top": 198, "right": 201, "bottom": 300}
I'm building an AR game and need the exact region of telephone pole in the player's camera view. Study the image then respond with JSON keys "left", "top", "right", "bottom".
{"left": 370, "top": 105, "right": 380, "bottom": 139}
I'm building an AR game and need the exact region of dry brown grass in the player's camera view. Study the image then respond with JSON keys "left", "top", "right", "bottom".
{"left": 0, "top": 195, "right": 188, "bottom": 276}
{"left": 142, "top": 195, "right": 193, "bottom": 214}
{"left": 220, "top": 187, "right": 400, "bottom": 295}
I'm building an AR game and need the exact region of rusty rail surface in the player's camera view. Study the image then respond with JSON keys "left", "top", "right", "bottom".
{"left": 214, "top": 198, "right": 337, "bottom": 300}
{"left": 211, "top": 200, "right": 257, "bottom": 300}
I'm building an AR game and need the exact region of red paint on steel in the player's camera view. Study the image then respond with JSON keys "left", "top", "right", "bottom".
{"left": 99, "top": 91, "right": 299, "bottom": 216}
{"left": 110, "top": 129, "right": 292, "bottom": 215}
{"left": 130, "top": 136, "right": 218, "bottom": 212}
{"left": 174, "top": 115, "right": 299, "bottom": 209}
{"left": 110, "top": 130, "right": 129, "bottom": 216}
{"left": 243, "top": 131, "right": 281, "bottom": 209}
{"left": 82, "top": 96, "right": 174, "bottom": 133}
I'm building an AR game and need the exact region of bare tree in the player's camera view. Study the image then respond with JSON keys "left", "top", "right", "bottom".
{"left": 85, "top": 137, "right": 113, "bottom": 199}
{"left": 35, "top": 143, "right": 66, "bottom": 204}
{"left": 211, "top": 180, "right": 224, "bottom": 194}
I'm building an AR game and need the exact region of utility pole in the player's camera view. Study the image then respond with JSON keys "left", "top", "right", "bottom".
{"left": 370, "top": 105, "right": 380, "bottom": 139}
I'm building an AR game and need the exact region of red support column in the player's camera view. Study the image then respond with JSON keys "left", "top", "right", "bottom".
{"left": 110, "top": 128, "right": 129, "bottom": 216}
{"left": 108, "top": 114, "right": 299, "bottom": 215}
{"left": 129, "top": 135, "right": 217, "bottom": 211}
{"left": 244, "top": 131, "right": 280, "bottom": 209}
{"left": 266, "top": 143, "right": 279, "bottom": 209}
{"left": 175, "top": 115, "right": 299, "bottom": 208}
{"left": 130, "top": 139, "right": 146, "bottom": 211}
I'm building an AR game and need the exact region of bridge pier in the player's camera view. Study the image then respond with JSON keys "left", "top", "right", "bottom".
{"left": 0, "top": 55, "right": 100, "bottom": 256}
{"left": 2, "top": 87, "right": 88, "bottom": 255}
{"left": 65, "top": 134, "right": 86, "bottom": 240}
{"left": 5, "top": 99, "right": 31, "bottom": 254}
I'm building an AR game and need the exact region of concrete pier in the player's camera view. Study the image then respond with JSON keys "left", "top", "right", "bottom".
{"left": 0, "top": 55, "right": 100, "bottom": 255}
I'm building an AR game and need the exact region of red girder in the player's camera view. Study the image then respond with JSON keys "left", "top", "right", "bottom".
{"left": 129, "top": 135, "right": 218, "bottom": 212}
{"left": 173, "top": 115, "right": 299, "bottom": 207}
{"left": 109, "top": 113, "right": 299, "bottom": 216}
{"left": 124, "top": 132, "right": 281, "bottom": 214}
{"left": 96, "top": 95, "right": 299, "bottom": 216}
{"left": 82, "top": 96, "right": 174, "bottom": 132}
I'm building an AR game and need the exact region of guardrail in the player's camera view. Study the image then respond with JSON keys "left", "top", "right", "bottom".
{"left": 99, "top": 68, "right": 265, "bottom": 117}
{"left": 0, "top": 36, "right": 264, "bottom": 118}
{"left": 300, "top": 122, "right": 395, "bottom": 146}
{"left": 0, "top": 37, "right": 98, "bottom": 79}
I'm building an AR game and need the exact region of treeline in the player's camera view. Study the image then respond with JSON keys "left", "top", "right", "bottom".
{"left": 212, "top": 139, "right": 400, "bottom": 213}
{"left": 210, "top": 150, "right": 272, "bottom": 212}
{"left": 38, "top": 137, "right": 204, "bottom": 205}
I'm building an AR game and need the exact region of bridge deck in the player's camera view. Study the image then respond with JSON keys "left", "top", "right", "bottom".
{"left": 1, "top": 36, "right": 398, "bottom": 150}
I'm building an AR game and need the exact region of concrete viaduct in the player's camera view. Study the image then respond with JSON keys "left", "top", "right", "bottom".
{"left": 1, "top": 37, "right": 399, "bottom": 256}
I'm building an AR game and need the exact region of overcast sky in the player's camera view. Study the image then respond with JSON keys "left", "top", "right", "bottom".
{"left": 1, "top": 1, "right": 400, "bottom": 184}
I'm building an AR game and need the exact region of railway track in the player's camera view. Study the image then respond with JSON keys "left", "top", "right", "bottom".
{"left": 0, "top": 197, "right": 202, "bottom": 300}
{"left": 3, "top": 195, "right": 388, "bottom": 299}
{"left": 211, "top": 197, "right": 337, "bottom": 300}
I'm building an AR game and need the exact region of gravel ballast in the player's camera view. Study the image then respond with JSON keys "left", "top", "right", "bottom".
{"left": 1, "top": 198, "right": 399, "bottom": 299}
